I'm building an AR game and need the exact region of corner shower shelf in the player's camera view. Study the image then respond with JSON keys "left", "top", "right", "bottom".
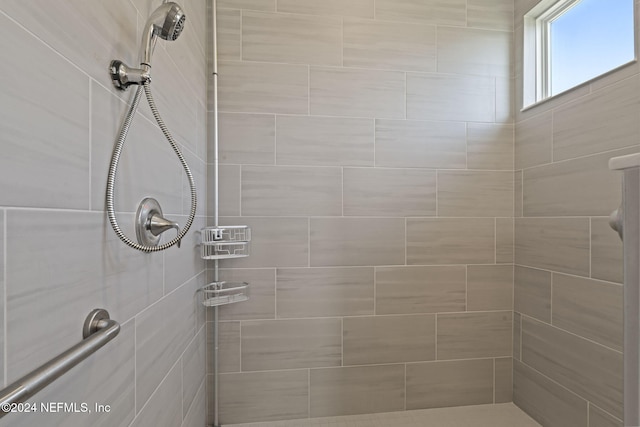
{"left": 200, "top": 226, "right": 251, "bottom": 260}
{"left": 200, "top": 281, "right": 249, "bottom": 307}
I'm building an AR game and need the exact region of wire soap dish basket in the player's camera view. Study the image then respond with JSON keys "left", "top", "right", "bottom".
{"left": 201, "top": 225, "right": 251, "bottom": 260}
{"left": 200, "top": 281, "right": 249, "bottom": 307}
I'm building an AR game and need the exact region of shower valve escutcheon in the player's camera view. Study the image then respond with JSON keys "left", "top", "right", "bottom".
{"left": 136, "top": 198, "right": 182, "bottom": 248}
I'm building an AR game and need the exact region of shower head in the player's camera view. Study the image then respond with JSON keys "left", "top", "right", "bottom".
{"left": 139, "top": 2, "right": 186, "bottom": 67}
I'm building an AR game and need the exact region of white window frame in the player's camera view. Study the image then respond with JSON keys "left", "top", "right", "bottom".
{"left": 523, "top": 0, "right": 637, "bottom": 109}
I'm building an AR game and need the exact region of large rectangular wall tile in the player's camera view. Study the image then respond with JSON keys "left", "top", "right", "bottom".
{"left": 590, "top": 405, "right": 623, "bottom": 427}
{"left": 495, "top": 357, "right": 513, "bottom": 403}
{"left": 438, "top": 171, "right": 514, "bottom": 217}
{"left": 276, "top": 116, "right": 374, "bottom": 166}
{"left": 276, "top": 267, "right": 374, "bottom": 318}
{"left": 310, "top": 218, "right": 405, "bottom": 266}
{"left": 522, "top": 317, "right": 623, "bottom": 418}
{"left": 92, "top": 83, "right": 183, "bottom": 215}
{"left": 514, "top": 312, "right": 521, "bottom": 360}
{"left": 4, "top": 321, "right": 135, "bottom": 427}
{"left": 218, "top": 61, "right": 308, "bottom": 114}
{"left": 514, "top": 360, "right": 588, "bottom": 427}
{"left": 375, "top": 119, "right": 467, "bottom": 169}
{"left": 523, "top": 148, "right": 632, "bottom": 217}
{"left": 407, "top": 218, "right": 495, "bottom": 265}
{"left": 215, "top": 321, "right": 240, "bottom": 373}
{"left": 0, "top": 0, "right": 137, "bottom": 92}
{"left": 277, "top": 0, "right": 374, "bottom": 18}
{"left": 217, "top": 113, "right": 275, "bottom": 165}
{"left": 241, "top": 318, "right": 342, "bottom": 370}
{"left": 515, "top": 218, "right": 590, "bottom": 276}
{"left": 217, "top": 0, "right": 275, "bottom": 10}
{"left": 407, "top": 73, "right": 495, "bottom": 122}
{"left": 343, "top": 314, "right": 435, "bottom": 365}
{"left": 376, "top": 266, "right": 467, "bottom": 314}
{"left": 242, "top": 11, "right": 342, "bottom": 66}
{"left": 468, "top": 0, "right": 514, "bottom": 31}
{"left": 219, "top": 217, "right": 308, "bottom": 268}
{"left": 182, "top": 328, "right": 206, "bottom": 418}
{"left": 0, "top": 211, "right": 3, "bottom": 388}
{"left": 375, "top": 0, "right": 466, "bottom": 25}
{"left": 344, "top": 168, "right": 436, "bottom": 216}
{"left": 552, "top": 273, "right": 623, "bottom": 351}
{"left": 515, "top": 171, "right": 523, "bottom": 216}
{"left": 467, "top": 123, "right": 515, "bottom": 170}
{"left": 343, "top": 18, "right": 436, "bottom": 72}
{"left": 553, "top": 75, "right": 640, "bottom": 161}
{"left": 310, "top": 67, "right": 405, "bottom": 119}
{"left": 515, "top": 112, "right": 552, "bottom": 170}
{"left": 217, "top": 8, "right": 241, "bottom": 60}
{"left": 514, "top": 266, "right": 551, "bottom": 323}
{"left": 437, "top": 27, "right": 512, "bottom": 78}
{"left": 310, "top": 365, "right": 405, "bottom": 417}
{"left": 467, "top": 265, "right": 514, "bottom": 311}
{"left": 219, "top": 370, "right": 308, "bottom": 424}
{"left": 406, "top": 359, "right": 494, "bottom": 409}
{"left": 496, "top": 218, "right": 515, "bottom": 263}
{"left": 214, "top": 164, "right": 241, "bottom": 217}
{"left": 241, "top": 165, "right": 342, "bottom": 216}
{"left": 135, "top": 279, "right": 198, "bottom": 408}
{"left": 0, "top": 13, "right": 90, "bottom": 209}
{"left": 219, "top": 269, "right": 276, "bottom": 320}
{"left": 592, "top": 217, "right": 624, "bottom": 283}
{"left": 6, "top": 210, "right": 163, "bottom": 382}
{"left": 437, "top": 312, "right": 512, "bottom": 359}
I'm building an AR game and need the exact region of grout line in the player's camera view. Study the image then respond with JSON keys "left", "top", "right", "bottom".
{"left": 341, "top": 17, "right": 344, "bottom": 67}
{"left": 435, "top": 171, "right": 439, "bottom": 217}
{"left": 549, "top": 273, "right": 554, "bottom": 325}
{"left": 88, "top": 79, "right": 93, "bottom": 211}
{"left": 434, "top": 314, "right": 438, "bottom": 361}
{"left": 493, "top": 358, "right": 496, "bottom": 403}
{"left": 341, "top": 317, "right": 344, "bottom": 367}
{"left": 308, "top": 217, "right": 311, "bottom": 268}
{"left": 586, "top": 401, "right": 590, "bottom": 426}
{"left": 494, "top": 218, "right": 497, "bottom": 264}
{"left": 404, "top": 363, "right": 407, "bottom": 411}
{"left": 274, "top": 267, "right": 278, "bottom": 319}
{"left": 307, "top": 368, "right": 311, "bottom": 418}
{"left": 464, "top": 265, "right": 468, "bottom": 311}
{"left": 404, "top": 218, "right": 407, "bottom": 265}
{"left": 589, "top": 218, "right": 593, "bottom": 277}
{"left": 373, "top": 266, "right": 377, "bottom": 315}
{"left": 239, "top": 8, "right": 243, "bottom": 60}
{"left": 134, "top": 317, "right": 137, "bottom": 414}
{"left": 239, "top": 320, "right": 243, "bottom": 372}
{"left": 308, "top": 65, "right": 311, "bottom": 116}
{"left": 341, "top": 168, "right": 344, "bottom": 217}
{"left": 273, "top": 114, "right": 278, "bottom": 166}
{"left": 3, "top": 210, "right": 6, "bottom": 388}
{"left": 404, "top": 72, "right": 408, "bottom": 120}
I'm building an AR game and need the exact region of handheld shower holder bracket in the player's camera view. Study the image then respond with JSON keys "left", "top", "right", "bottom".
{"left": 110, "top": 60, "right": 151, "bottom": 91}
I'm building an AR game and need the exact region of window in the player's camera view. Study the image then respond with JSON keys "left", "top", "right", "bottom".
{"left": 523, "top": 0, "right": 635, "bottom": 107}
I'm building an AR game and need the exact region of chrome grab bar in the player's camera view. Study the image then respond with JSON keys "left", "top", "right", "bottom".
{"left": 0, "top": 309, "right": 120, "bottom": 419}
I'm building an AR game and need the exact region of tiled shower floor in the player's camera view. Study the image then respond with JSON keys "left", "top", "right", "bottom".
{"left": 224, "top": 403, "right": 541, "bottom": 427}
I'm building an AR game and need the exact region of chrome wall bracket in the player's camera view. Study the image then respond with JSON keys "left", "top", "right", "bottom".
{"left": 109, "top": 60, "right": 151, "bottom": 91}
{"left": 136, "top": 198, "right": 181, "bottom": 248}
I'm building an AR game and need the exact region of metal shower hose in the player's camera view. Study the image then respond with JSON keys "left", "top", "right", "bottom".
{"left": 106, "top": 82, "right": 197, "bottom": 252}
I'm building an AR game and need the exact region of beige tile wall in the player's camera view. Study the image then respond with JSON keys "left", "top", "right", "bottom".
{"left": 210, "top": 0, "right": 514, "bottom": 424}
{"left": 0, "top": 1, "right": 207, "bottom": 427}
{"left": 512, "top": 0, "right": 638, "bottom": 426}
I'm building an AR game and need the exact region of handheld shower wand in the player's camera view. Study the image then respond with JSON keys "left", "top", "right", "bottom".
{"left": 110, "top": 2, "right": 186, "bottom": 89}
{"left": 106, "top": 2, "right": 196, "bottom": 252}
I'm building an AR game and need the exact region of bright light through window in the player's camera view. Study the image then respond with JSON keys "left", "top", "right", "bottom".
{"left": 550, "top": 0, "right": 635, "bottom": 95}
{"left": 523, "top": 0, "right": 636, "bottom": 107}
